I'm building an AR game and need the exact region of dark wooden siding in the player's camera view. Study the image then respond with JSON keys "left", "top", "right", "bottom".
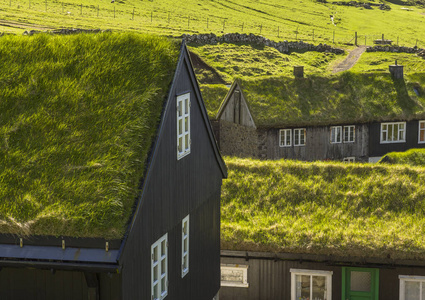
{"left": 369, "top": 120, "right": 425, "bottom": 157}
{"left": 221, "top": 255, "right": 425, "bottom": 300}
{"left": 0, "top": 267, "right": 121, "bottom": 300}
{"left": 120, "top": 52, "right": 223, "bottom": 300}
{"left": 259, "top": 124, "right": 368, "bottom": 162}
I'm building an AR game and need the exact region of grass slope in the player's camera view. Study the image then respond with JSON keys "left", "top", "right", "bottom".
{"left": 221, "top": 157, "right": 425, "bottom": 260}
{"left": 380, "top": 148, "right": 425, "bottom": 166}
{"left": 211, "top": 72, "right": 425, "bottom": 126}
{"left": 0, "top": 33, "right": 180, "bottom": 239}
{"left": 0, "top": 0, "right": 425, "bottom": 48}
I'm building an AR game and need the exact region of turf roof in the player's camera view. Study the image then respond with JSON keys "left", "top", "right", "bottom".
{"left": 221, "top": 157, "right": 425, "bottom": 260}
{"left": 0, "top": 33, "right": 180, "bottom": 239}
{"left": 215, "top": 72, "right": 425, "bottom": 127}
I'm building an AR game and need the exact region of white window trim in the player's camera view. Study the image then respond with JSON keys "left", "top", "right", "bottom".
{"left": 343, "top": 157, "right": 355, "bottom": 163}
{"left": 399, "top": 275, "right": 425, "bottom": 300}
{"left": 380, "top": 122, "right": 406, "bottom": 144}
{"left": 221, "top": 264, "right": 249, "bottom": 288}
{"left": 419, "top": 121, "right": 425, "bottom": 144}
{"left": 343, "top": 125, "right": 355, "bottom": 143}
{"left": 181, "top": 215, "right": 189, "bottom": 278}
{"left": 290, "top": 268, "right": 333, "bottom": 300}
{"left": 294, "top": 128, "right": 306, "bottom": 146}
{"left": 330, "top": 126, "right": 342, "bottom": 144}
{"left": 177, "top": 93, "right": 191, "bottom": 160}
{"left": 279, "top": 129, "right": 292, "bottom": 147}
{"left": 151, "top": 233, "right": 168, "bottom": 300}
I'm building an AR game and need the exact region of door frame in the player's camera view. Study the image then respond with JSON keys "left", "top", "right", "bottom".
{"left": 342, "top": 267, "right": 379, "bottom": 300}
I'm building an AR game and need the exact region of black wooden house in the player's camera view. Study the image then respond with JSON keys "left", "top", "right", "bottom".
{"left": 211, "top": 72, "right": 425, "bottom": 163}
{"left": 0, "top": 33, "right": 226, "bottom": 299}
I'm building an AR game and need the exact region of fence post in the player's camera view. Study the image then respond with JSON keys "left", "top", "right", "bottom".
{"left": 151, "top": 11, "right": 152, "bottom": 22}
{"left": 397, "top": 36, "right": 399, "bottom": 46}
{"left": 97, "top": 4, "right": 99, "bottom": 17}
{"left": 365, "top": 35, "right": 366, "bottom": 45}
{"left": 45, "top": 0, "right": 47, "bottom": 12}
{"left": 260, "top": 24, "right": 262, "bottom": 34}
{"left": 296, "top": 26, "right": 298, "bottom": 41}
{"left": 355, "top": 32, "right": 357, "bottom": 46}
{"left": 333, "top": 30, "right": 335, "bottom": 44}
{"left": 168, "top": 12, "right": 170, "bottom": 23}
{"left": 114, "top": 6, "right": 115, "bottom": 18}
{"left": 241, "top": 22, "right": 244, "bottom": 32}
{"left": 207, "top": 18, "right": 209, "bottom": 29}
{"left": 80, "top": 3, "right": 82, "bottom": 15}
{"left": 416, "top": 39, "right": 418, "bottom": 47}
{"left": 223, "top": 20, "right": 225, "bottom": 31}
{"left": 62, "top": 2, "right": 64, "bottom": 13}
{"left": 188, "top": 16, "right": 190, "bottom": 29}
{"left": 132, "top": 8, "right": 134, "bottom": 20}
{"left": 278, "top": 26, "right": 279, "bottom": 38}
{"left": 313, "top": 29, "right": 315, "bottom": 42}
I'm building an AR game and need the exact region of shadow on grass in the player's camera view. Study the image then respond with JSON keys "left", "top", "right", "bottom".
{"left": 392, "top": 77, "right": 418, "bottom": 114}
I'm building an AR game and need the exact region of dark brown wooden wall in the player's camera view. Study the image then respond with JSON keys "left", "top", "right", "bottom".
{"left": 0, "top": 267, "right": 121, "bottom": 300}
{"left": 369, "top": 120, "right": 425, "bottom": 157}
{"left": 120, "top": 51, "right": 223, "bottom": 300}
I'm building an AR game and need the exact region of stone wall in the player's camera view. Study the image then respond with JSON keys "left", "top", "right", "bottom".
{"left": 182, "top": 33, "right": 345, "bottom": 55}
{"left": 219, "top": 120, "right": 258, "bottom": 158}
{"left": 366, "top": 45, "right": 424, "bottom": 54}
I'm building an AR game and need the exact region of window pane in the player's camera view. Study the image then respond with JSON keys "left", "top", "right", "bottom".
{"left": 178, "top": 119, "right": 183, "bottom": 135}
{"left": 331, "top": 128, "right": 335, "bottom": 142}
{"left": 154, "top": 265, "right": 158, "bottom": 281}
{"left": 388, "top": 125, "right": 393, "bottom": 141}
{"left": 161, "top": 240, "right": 166, "bottom": 256}
{"left": 185, "top": 98, "right": 189, "bottom": 114}
{"left": 161, "top": 259, "right": 166, "bottom": 275}
{"left": 185, "top": 117, "right": 189, "bottom": 133}
{"left": 312, "top": 276, "right": 327, "bottom": 300}
{"left": 185, "top": 135, "right": 189, "bottom": 150}
{"left": 350, "top": 271, "right": 371, "bottom": 292}
{"left": 295, "top": 131, "right": 299, "bottom": 145}
{"left": 161, "top": 277, "right": 166, "bottom": 293}
{"left": 178, "top": 102, "right": 182, "bottom": 117}
{"left": 421, "top": 122, "right": 425, "bottom": 129}
{"left": 301, "top": 130, "right": 305, "bottom": 145}
{"left": 421, "top": 130, "right": 425, "bottom": 142}
{"left": 296, "top": 275, "right": 311, "bottom": 299}
{"left": 183, "top": 255, "right": 188, "bottom": 268}
{"left": 405, "top": 281, "right": 420, "bottom": 300}
{"left": 337, "top": 127, "right": 341, "bottom": 142}
{"left": 154, "top": 283, "right": 159, "bottom": 299}
{"left": 153, "top": 247, "right": 158, "bottom": 262}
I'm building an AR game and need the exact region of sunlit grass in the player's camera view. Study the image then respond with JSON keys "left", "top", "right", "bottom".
{"left": 221, "top": 157, "right": 425, "bottom": 259}
{"left": 0, "top": 33, "right": 180, "bottom": 238}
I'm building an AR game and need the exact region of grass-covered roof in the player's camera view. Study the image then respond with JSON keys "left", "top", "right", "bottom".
{"left": 216, "top": 72, "right": 425, "bottom": 127}
{"left": 221, "top": 157, "right": 425, "bottom": 260}
{"left": 0, "top": 33, "right": 180, "bottom": 239}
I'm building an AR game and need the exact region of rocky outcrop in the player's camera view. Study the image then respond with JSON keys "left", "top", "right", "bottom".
{"left": 182, "top": 33, "right": 345, "bottom": 55}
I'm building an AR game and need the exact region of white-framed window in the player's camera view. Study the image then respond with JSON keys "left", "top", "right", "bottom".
{"left": 279, "top": 129, "right": 292, "bottom": 147}
{"left": 181, "top": 215, "right": 189, "bottom": 278}
{"left": 399, "top": 275, "right": 425, "bottom": 300}
{"left": 221, "top": 264, "right": 249, "bottom": 288}
{"left": 151, "top": 233, "right": 168, "bottom": 300}
{"left": 343, "top": 157, "right": 355, "bottom": 163}
{"left": 177, "top": 93, "right": 191, "bottom": 159}
{"left": 343, "top": 125, "right": 355, "bottom": 143}
{"left": 419, "top": 121, "right": 425, "bottom": 144}
{"left": 294, "top": 128, "right": 306, "bottom": 146}
{"left": 330, "top": 126, "right": 342, "bottom": 144}
{"left": 381, "top": 122, "right": 406, "bottom": 143}
{"left": 290, "top": 269, "right": 332, "bottom": 300}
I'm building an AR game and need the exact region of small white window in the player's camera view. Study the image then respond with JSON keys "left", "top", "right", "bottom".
{"left": 181, "top": 215, "right": 189, "bottom": 278}
{"left": 343, "top": 157, "right": 355, "bottom": 163}
{"left": 330, "top": 126, "right": 342, "bottom": 144}
{"left": 343, "top": 125, "right": 355, "bottom": 143}
{"left": 177, "top": 93, "right": 191, "bottom": 159}
{"left": 294, "top": 128, "right": 306, "bottom": 146}
{"left": 221, "top": 264, "right": 249, "bottom": 288}
{"left": 399, "top": 275, "right": 425, "bottom": 300}
{"left": 279, "top": 129, "right": 292, "bottom": 147}
{"left": 381, "top": 122, "right": 406, "bottom": 143}
{"left": 151, "top": 234, "right": 168, "bottom": 300}
{"left": 290, "top": 269, "right": 332, "bottom": 300}
{"left": 419, "top": 121, "right": 425, "bottom": 144}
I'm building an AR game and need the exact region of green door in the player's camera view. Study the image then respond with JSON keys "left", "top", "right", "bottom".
{"left": 342, "top": 267, "right": 379, "bottom": 300}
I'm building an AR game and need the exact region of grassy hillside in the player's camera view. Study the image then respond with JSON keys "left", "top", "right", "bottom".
{"left": 221, "top": 157, "right": 425, "bottom": 260}
{"left": 0, "top": 33, "right": 179, "bottom": 238}
{"left": 380, "top": 148, "right": 425, "bottom": 166}
{"left": 1, "top": 0, "right": 425, "bottom": 48}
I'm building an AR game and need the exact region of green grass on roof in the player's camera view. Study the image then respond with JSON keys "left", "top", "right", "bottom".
{"left": 380, "top": 148, "right": 425, "bottom": 166}
{"left": 221, "top": 157, "right": 425, "bottom": 260}
{"left": 0, "top": 33, "right": 180, "bottom": 239}
{"left": 232, "top": 72, "right": 425, "bottom": 126}
{"left": 200, "top": 84, "right": 229, "bottom": 118}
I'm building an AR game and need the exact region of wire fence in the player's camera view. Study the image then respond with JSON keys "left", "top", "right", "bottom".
{"left": 1, "top": 0, "right": 424, "bottom": 48}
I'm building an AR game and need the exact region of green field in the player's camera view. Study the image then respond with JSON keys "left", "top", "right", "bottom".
{"left": 1, "top": 0, "right": 425, "bottom": 48}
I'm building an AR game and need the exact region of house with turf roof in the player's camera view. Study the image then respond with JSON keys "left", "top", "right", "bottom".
{"left": 212, "top": 72, "right": 425, "bottom": 163}
{"left": 220, "top": 157, "right": 425, "bottom": 300}
{"left": 0, "top": 32, "right": 226, "bottom": 300}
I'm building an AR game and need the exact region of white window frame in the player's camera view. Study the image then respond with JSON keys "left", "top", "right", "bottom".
{"left": 330, "top": 126, "right": 342, "bottom": 144}
{"left": 181, "top": 215, "right": 189, "bottom": 278}
{"left": 177, "top": 93, "right": 191, "bottom": 159}
{"left": 294, "top": 128, "right": 306, "bottom": 146}
{"left": 343, "top": 125, "right": 355, "bottom": 143}
{"left": 221, "top": 264, "right": 249, "bottom": 288}
{"left": 399, "top": 275, "right": 425, "bottom": 300}
{"left": 380, "top": 122, "right": 406, "bottom": 143}
{"left": 343, "top": 157, "right": 355, "bottom": 163}
{"left": 151, "top": 233, "right": 168, "bottom": 300}
{"left": 279, "top": 129, "right": 292, "bottom": 147}
{"left": 419, "top": 121, "right": 425, "bottom": 144}
{"left": 290, "top": 269, "right": 333, "bottom": 300}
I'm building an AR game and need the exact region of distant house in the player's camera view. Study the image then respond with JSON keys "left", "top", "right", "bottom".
{"left": 220, "top": 157, "right": 425, "bottom": 300}
{"left": 0, "top": 33, "right": 226, "bottom": 300}
{"left": 211, "top": 72, "right": 425, "bottom": 162}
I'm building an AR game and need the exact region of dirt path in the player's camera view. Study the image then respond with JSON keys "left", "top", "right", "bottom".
{"left": 332, "top": 45, "right": 367, "bottom": 73}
